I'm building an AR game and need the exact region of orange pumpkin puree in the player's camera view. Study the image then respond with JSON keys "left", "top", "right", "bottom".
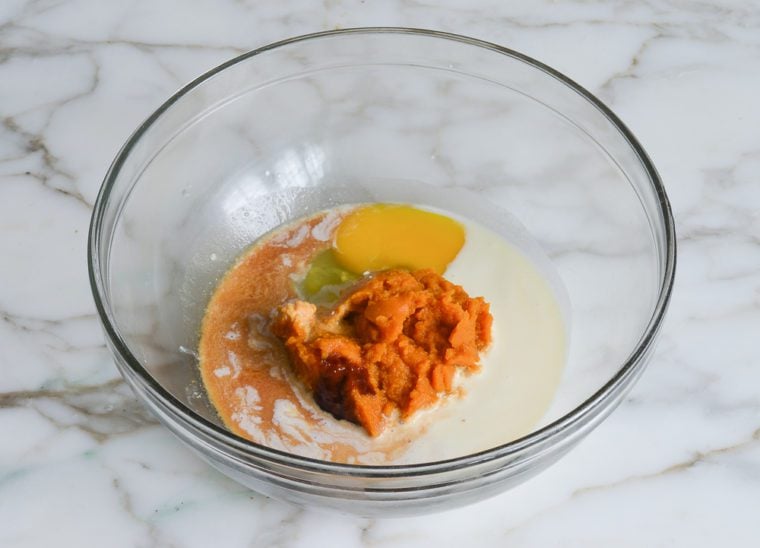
{"left": 272, "top": 269, "right": 492, "bottom": 436}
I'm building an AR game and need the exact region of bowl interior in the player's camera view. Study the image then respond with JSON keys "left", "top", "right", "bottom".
{"left": 98, "top": 31, "right": 665, "bottom": 459}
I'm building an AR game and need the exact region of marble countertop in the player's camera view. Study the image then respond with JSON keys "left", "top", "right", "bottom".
{"left": 1, "top": 0, "right": 759, "bottom": 545}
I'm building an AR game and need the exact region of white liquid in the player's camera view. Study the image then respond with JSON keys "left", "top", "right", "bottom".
{"left": 395, "top": 219, "right": 567, "bottom": 463}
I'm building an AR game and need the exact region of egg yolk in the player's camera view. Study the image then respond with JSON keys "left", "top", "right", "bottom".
{"left": 334, "top": 204, "right": 465, "bottom": 275}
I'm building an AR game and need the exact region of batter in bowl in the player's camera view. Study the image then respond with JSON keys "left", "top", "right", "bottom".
{"left": 198, "top": 204, "right": 566, "bottom": 464}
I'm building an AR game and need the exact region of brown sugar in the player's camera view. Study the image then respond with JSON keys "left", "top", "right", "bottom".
{"left": 271, "top": 269, "right": 493, "bottom": 436}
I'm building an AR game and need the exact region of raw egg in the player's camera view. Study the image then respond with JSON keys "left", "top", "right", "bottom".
{"left": 334, "top": 204, "right": 465, "bottom": 275}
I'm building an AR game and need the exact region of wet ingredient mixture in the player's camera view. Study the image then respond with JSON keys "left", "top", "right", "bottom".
{"left": 199, "top": 204, "right": 567, "bottom": 464}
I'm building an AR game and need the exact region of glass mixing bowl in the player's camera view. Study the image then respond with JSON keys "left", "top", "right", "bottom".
{"left": 88, "top": 28, "right": 675, "bottom": 516}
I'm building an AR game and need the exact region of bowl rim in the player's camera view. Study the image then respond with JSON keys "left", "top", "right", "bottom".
{"left": 88, "top": 27, "right": 676, "bottom": 476}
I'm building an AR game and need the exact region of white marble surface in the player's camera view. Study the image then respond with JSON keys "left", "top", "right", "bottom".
{"left": 1, "top": 0, "right": 758, "bottom": 545}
